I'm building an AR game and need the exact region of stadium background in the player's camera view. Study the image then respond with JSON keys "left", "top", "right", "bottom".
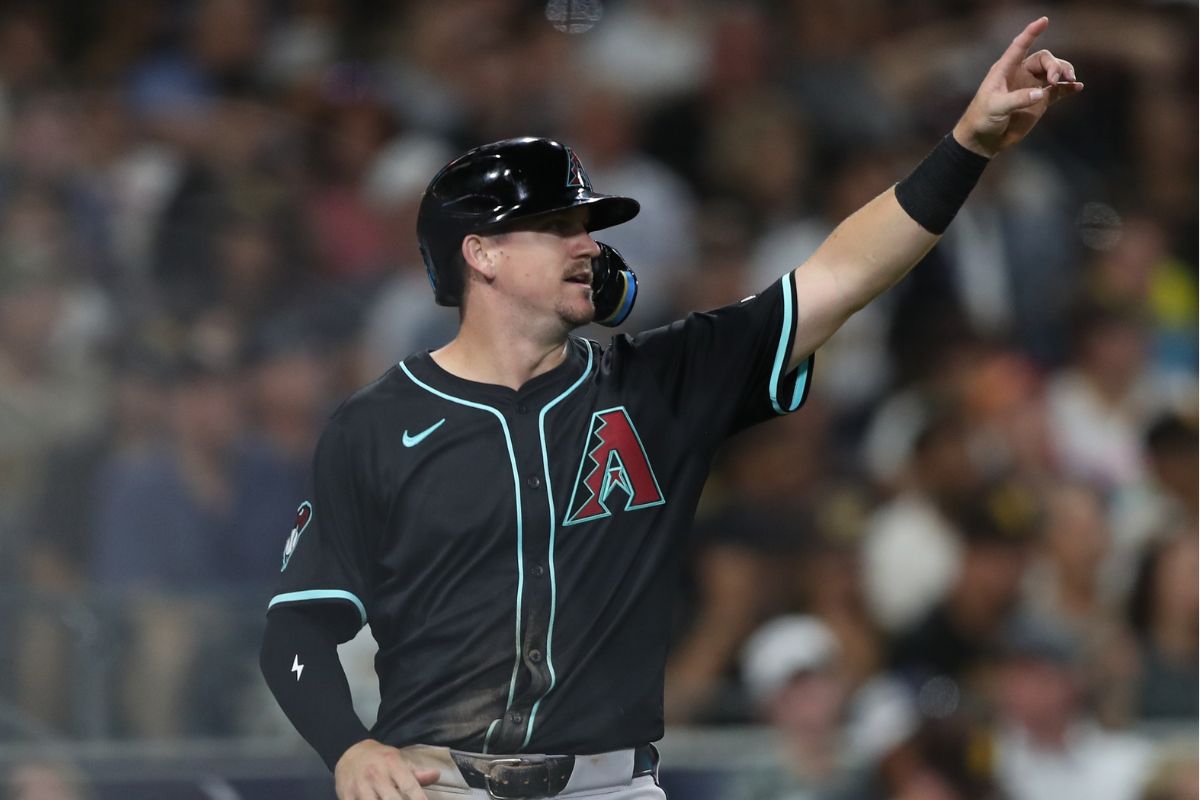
{"left": 0, "top": 1, "right": 1194, "bottom": 798}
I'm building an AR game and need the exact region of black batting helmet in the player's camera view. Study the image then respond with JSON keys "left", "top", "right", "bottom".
{"left": 417, "top": 137, "right": 641, "bottom": 322}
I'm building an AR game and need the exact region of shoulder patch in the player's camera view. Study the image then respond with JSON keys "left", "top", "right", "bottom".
{"left": 281, "top": 501, "right": 312, "bottom": 571}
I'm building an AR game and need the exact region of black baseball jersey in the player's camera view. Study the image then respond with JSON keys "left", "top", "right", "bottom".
{"left": 267, "top": 273, "right": 814, "bottom": 755}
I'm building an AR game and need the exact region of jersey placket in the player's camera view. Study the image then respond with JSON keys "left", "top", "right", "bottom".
{"left": 483, "top": 403, "right": 554, "bottom": 753}
{"left": 482, "top": 345, "right": 594, "bottom": 754}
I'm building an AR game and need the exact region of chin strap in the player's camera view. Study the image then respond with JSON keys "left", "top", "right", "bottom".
{"left": 592, "top": 242, "right": 639, "bottom": 327}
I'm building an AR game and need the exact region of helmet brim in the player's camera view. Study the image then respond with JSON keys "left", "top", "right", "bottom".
{"left": 478, "top": 193, "right": 640, "bottom": 236}
{"left": 580, "top": 194, "right": 640, "bottom": 232}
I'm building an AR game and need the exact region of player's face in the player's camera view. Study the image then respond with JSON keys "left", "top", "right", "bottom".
{"left": 491, "top": 207, "right": 601, "bottom": 329}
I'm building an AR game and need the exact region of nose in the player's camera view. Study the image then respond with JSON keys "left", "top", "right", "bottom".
{"left": 573, "top": 230, "right": 601, "bottom": 259}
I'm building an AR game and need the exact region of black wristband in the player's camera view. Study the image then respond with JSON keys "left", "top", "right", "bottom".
{"left": 894, "top": 134, "right": 989, "bottom": 234}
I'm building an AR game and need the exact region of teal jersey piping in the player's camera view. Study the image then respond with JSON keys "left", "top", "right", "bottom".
{"left": 267, "top": 589, "right": 367, "bottom": 629}
{"left": 768, "top": 271, "right": 810, "bottom": 414}
{"left": 522, "top": 341, "right": 594, "bottom": 748}
{"left": 398, "top": 361, "right": 524, "bottom": 754}
{"left": 484, "top": 719, "right": 501, "bottom": 750}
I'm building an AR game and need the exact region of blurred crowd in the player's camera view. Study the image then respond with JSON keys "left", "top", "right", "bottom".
{"left": 0, "top": 1, "right": 1194, "bottom": 799}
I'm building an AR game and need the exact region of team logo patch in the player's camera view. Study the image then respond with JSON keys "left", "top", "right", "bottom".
{"left": 281, "top": 501, "right": 312, "bottom": 571}
{"left": 563, "top": 407, "right": 665, "bottom": 526}
{"left": 564, "top": 146, "right": 591, "bottom": 190}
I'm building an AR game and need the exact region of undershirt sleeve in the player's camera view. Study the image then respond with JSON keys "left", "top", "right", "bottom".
{"left": 260, "top": 605, "right": 372, "bottom": 771}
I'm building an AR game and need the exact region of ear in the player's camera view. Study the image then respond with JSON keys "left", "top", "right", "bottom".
{"left": 461, "top": 234, "right": 497, "bottom": 281}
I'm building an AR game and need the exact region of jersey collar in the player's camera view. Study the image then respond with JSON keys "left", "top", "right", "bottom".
{"left": 402, "top": 336, "right": 593, "bottom": 406}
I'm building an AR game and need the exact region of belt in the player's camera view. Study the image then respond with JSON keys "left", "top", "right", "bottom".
{"left": 450, "top": 744, "right": 658, "bottom": 799}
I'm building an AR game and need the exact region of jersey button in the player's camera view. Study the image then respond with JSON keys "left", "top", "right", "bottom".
{"left": 531, "top": 563, "right": 545, "bottom": 578}
{"left": 515, "top": 402, "right": 529, "bottom": 414}
{"left": 527, "top": 475, "right": 542, "bottom": 489}
{"left": 509, "top": 711, "right": 523, "bottom": 724}
{"left": 528, "top": 649, "right": 542, "bottom": 664}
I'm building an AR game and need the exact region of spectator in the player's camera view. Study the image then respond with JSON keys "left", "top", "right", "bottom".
{"left": 991, "top": 619, "right": 1153, "bottom": 800}
{"left": 358, "top": 133, "right": 468, "bottom": 372}
{"left": 665, "top": 399, "right": 840, "bottom": 723}
{"left": 88, "top": 328, "right": 308, "bottom": 735}
{"left": 303, "top": 62, "right": 397, "bottom": 281}
{"left": 16, "top": 336, "right": 173, "bottom": 734}
{"left": 641, "top": 4, "right": 782, "bottom": 199}
{"left": 889, "top": 481, "right": 1039, "bottom": 691}
{"left": 1019, "top": 480, "right": 1141, "bottom": 727}
{"left": 151, "top": 91, "right": 310, "bottom": 324}
{"left": 1045, "top": 304, "right": 1169, "bottom": 491}
{"left": 1021, "top": 481, "right": 1120, "bottom": 638}
{"left": 724, "top": 615, "right": 873, "bottom": 800}
{"left": 1110, "top": 413, "right": 1199, "bottom": 594}
{"left": 0, "top": 214, "right": 109, "bottom": 583}
{"left": 1125, "top": 532, "right": 1199, "bottom": 722}
{"left": 861, "top": 409, "right": 979, "bottom": 635}
{"left": 578, "top": 0, "right": 707, "bottom": 106}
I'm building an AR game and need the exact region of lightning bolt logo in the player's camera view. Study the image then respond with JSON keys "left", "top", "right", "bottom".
{"left": 291, "top": 655, "right": 304, "bottom": 681}
{"left": 563, "top": 407, "right": 665, "bottom": 526}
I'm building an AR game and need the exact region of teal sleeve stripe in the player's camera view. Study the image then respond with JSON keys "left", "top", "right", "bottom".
{"left": 768, "top": 272, "right": 798, "bottom": 415}
{"left": 268, "top": 590, "right": 367, "bottom": 629}
{"left": 788, "top": 355, "right": 812, "bottom": 411}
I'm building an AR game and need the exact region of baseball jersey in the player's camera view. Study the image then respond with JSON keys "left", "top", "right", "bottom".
{"left": 267, "top": 272, "right": 814, "bottom": 755}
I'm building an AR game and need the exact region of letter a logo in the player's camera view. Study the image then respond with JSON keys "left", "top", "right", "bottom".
{"left": 563, "top": 407, "right": 665, "bottom": 526}
{"left": 564, "top": 146, "right": 591, "bottom": 190}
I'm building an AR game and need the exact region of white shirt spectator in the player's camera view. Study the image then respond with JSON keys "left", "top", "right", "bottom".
{"left": 1044, "top": 370, "right": 1157, "bottom": 490}
{"left": 580, "top": 2, "right": 707, "bottom": 104}
{"left": 997, "top": 722, "right": 1152, "bottom": 800}
{"left": 862, "top": 492, "right": 963, "bottom": 634}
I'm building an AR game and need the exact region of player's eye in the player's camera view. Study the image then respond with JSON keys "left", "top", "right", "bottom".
{"left": 539, "top": 217, "right": 578, "bottom": 235}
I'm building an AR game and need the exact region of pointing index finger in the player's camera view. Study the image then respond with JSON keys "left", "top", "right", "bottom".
{"left": 997, "top": 16, "right": 1049, "bottom": 72}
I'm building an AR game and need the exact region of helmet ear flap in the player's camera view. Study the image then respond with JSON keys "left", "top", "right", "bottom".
{"left": 591, "top": 242, "right": 638, "bottom": 327}
{"left": 420, "top": 242, "right": 438, "bottom": 294}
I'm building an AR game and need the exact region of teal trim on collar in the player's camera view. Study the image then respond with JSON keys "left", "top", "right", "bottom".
{"left": 268, "top": 589, "right": 367, "bottom": 629}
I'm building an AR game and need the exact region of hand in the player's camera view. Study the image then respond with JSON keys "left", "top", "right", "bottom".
{"left": 334, "top": 739, "right": 441, "bottom": 800}
{"left": 952, "top": 16, "right": 1083, "bottom": 158}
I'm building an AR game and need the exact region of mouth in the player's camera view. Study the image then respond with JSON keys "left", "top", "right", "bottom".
{"left": 565, "top": 271, "right": 592, "bottom": 286}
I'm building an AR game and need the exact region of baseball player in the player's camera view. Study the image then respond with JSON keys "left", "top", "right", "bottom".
{"left": 260, "top": 18, "right": 1080, "bottom": 800}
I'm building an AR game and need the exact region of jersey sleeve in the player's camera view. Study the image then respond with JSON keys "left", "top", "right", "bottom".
{"left": 615, "top": 271, "right": 814, "bottom": 442}
{"left": 266, "top": 418, "right": 375, "bottom": 642}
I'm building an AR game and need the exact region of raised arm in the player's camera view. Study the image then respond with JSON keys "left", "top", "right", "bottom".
{"left": 786, "top": 16, "right": 1082, "bottom": 372}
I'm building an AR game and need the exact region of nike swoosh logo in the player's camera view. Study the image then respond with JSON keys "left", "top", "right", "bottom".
{"left": 402, "top": 418, "right": 445, "bottom": 448}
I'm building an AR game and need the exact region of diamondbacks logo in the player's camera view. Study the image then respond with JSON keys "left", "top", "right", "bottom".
{"left": 281, "top": 501, "right": 312, "bottom": 571}
{"left": 564, "top": 146, "right": 591, "bottom": 190}
{"left": 563, "top": 407, "right": 665, "bottom": 526}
